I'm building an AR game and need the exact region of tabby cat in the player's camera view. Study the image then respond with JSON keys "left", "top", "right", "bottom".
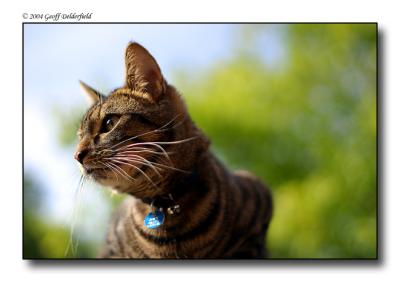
{"left": 75, "top": 42, "right": 273, "bottom": 258}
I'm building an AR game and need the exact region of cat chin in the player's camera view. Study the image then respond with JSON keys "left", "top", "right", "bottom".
{"left": 92, "top": 175, "right": 118, "bottom": 186}
{"left": 91, "top": 173, "right": 132, "bottom": 189}
{"left": 82, "top": 165, "right": 146, "bottom": 193}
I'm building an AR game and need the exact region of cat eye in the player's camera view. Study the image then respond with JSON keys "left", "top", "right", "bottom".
{"left": 101, "top": 114, "right": 120, "bottom": 133}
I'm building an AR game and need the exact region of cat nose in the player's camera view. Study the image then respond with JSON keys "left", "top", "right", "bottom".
{"left": 74, "top": 149, "right": 89, "bottom": 164}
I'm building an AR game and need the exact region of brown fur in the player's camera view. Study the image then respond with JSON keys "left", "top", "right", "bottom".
{"left": 76, "top": 42, "right": 273, "bottom": 258}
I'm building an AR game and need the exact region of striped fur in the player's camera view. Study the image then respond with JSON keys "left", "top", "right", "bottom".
{"left": 76, "top": 42, "right": 273, "bottom": 259}
{"left": 99, "top": 154, "right": 273, "bottom": 258}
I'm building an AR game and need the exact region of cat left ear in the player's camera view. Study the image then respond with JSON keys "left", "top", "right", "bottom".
{"left": 124, "top": 42, "right": 166, "bottom": 101}
{"left": 79, "top": 80, "right": 105, "bottom": 105}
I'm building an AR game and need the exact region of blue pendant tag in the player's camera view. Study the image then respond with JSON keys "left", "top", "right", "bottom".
{"left": 144, "top": 209, "right": 165, "bottom": 229}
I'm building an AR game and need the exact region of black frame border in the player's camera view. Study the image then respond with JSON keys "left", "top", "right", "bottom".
{"left": 22, "top": 22, "right": 380, "bottom": 263}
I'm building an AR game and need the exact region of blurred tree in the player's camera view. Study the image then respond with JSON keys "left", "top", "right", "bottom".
{"left": 177, "top": 24, "right": 376, "bottom": 258}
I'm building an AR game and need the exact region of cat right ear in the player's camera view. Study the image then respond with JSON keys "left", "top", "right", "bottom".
{"left": 79, "top": 80, "right": 105, "bottom": 105}
{"left": 124, "top": 42, "right": 165, "bottom": 101}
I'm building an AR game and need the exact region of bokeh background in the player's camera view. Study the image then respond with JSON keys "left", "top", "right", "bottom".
{"left": 23, "top": 23, "right": 377, "bottom": 259}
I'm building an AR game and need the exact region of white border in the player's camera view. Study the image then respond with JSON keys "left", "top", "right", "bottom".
{"left": 2, "top": 0, "right": 398, "bottom": 281}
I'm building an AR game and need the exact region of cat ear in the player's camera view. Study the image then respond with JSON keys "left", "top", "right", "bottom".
{"left": 79, "top": 80, "right": 105, "bottom": 105}
{"left": 125, "top": 42, "right": 165, "bottom": 101}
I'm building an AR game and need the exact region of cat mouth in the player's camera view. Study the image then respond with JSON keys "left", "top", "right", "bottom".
{"left": 86, "top": 167, "right": 103, "bottom": 173}
{"left": 84, "top": 166, "right": 108, "bottom": 177}
{"left": 85, "top": 165, "right": 139, "bottom": 180}
{"left": 83, "top": 163, "right": 147, "bottom": 183}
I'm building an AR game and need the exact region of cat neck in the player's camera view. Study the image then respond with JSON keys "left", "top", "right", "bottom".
{"left": 127, "top": 151, "right": 221, "bottom": 232}
{"left": 139, "top": 167, "right": 201, "bottom": 209}
{"left": 129, "top": 150, "right": 211, "bottom": 210}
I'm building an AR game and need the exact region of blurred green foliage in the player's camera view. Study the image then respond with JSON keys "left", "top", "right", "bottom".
{"left": 179, "top": 24, "right": 376, "bottom": 258}
{"left": 23, "top": 172, "right": 97, "bottom": 258}
{"left": 53, "top": 106, "right": 86, "bottom": 147}
{"left": 24, "top": 24, "right": 376, "bottom": 258}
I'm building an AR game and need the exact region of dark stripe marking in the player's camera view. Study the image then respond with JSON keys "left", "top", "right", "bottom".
{"left": 221, "top": 183, "right": 262, "bottom": 255}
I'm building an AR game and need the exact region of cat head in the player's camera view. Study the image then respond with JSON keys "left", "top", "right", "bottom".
{"left": 75, "top": 42, "right": 209, "bottom": 198}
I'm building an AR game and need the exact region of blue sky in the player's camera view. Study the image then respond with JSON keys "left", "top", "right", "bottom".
{"left": 24, "top": 24, "right": 240, "bottom": 107}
